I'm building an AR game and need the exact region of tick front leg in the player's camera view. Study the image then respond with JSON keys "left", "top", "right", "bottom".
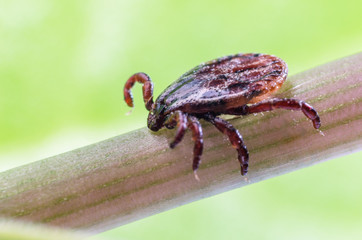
{"left": 124, "top": 72, "right": 154, "bottom": 111}
{"left": 226, "top": 98, "right": 321, "bottom": 129}
{"left": 164, "top": 111, "right": 188, "bottom": 148}
{"left": 204, "top": 115, "right": 249, "bottom": 176}
{"left": 187, "top": 116, "right": 204, "bottom": 176}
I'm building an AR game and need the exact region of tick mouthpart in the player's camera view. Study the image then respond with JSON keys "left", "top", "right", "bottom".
{"left": 149, "top": 125, "right": 160, "bottom": 132}
{"left": 147, "top": 111, "right": 164, "bottom": 132}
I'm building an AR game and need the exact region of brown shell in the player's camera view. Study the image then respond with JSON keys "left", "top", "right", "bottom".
{"left": 157, "top": 53, "right": 288, "bottom": 114}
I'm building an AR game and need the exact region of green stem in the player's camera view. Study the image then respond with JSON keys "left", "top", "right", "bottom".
{"left": 1, "top": 53, "right": 361, "bottom": 233}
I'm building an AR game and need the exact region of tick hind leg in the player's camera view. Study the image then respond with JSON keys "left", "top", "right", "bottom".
{"left": 226, "top": 98, "right": 321, "bottom": 129}
{"left": 124, "top": 72, "right": 154, "bottom": 111}
{"left": 204, "top": 114, "right": 249, "bottom": 176}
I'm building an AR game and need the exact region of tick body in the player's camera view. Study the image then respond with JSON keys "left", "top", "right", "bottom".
{"left": 123, "top": 53, "right": 321, "bottom": 176}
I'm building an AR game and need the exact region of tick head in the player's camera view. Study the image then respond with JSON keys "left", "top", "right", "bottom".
{"left": 147, "top": 103, "right": 165, "bottom": 131}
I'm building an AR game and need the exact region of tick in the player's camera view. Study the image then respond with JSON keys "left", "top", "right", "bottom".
{"left": 123, "top": 53, "right": 321, "bottom": 177}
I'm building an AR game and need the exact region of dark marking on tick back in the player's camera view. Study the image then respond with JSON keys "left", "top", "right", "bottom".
{"left": 123, "top": 53, "right": 321, "bottom": 177}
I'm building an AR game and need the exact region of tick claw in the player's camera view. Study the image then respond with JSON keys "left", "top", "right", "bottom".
{"left": 318, "top": 129, "right": 325, "bottom": 136}
{"left": 125, "top": 108, "right": 134, "bottom": 116}
{"left": 194, "top": 170, "right": 200, "bottom": 182}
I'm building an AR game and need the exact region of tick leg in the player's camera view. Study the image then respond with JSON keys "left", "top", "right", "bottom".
{"left": 187, "top": 115, "right": 204, "bottom": 175}
{"left": 225, "top": 98, "right": 321, "bottom": 129}
{"left": 124, "top": 72, "right": 154, "bottom": 111}
{"left": 164, "top": 111, "right": 188, "bottom": 148}
{"left": 204, "top": 115, "right": 249, "bottom": 176}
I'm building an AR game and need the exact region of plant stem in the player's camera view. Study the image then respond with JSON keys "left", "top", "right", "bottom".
{"left": 1, "top": 53, "right": 361, "bottom": 233}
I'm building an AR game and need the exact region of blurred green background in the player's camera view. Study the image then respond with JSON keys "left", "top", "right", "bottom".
{"left": 1, "top": 0, "right": 361, "bottom": 239}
